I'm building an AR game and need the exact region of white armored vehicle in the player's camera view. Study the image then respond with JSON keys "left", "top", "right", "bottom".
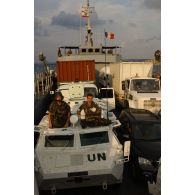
{"left": 34, "top": 98, "right": 130, "bottom": 192}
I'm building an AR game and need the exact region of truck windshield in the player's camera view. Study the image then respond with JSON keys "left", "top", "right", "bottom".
{"left": 132, "top": 122, "right": 161, "bottom": 140}
{"left": 131, "top": 79, "right": 159, "bottom": 92}
{"left": 80, "top": 131, "right": 109, "bottom": 146}
{"left": 84, "top": 87, "right": 98, "bottom": 97}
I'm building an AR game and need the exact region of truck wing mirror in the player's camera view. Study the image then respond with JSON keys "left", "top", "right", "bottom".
{"left": 124, "top": 140, "right": 131, "bottom": 162}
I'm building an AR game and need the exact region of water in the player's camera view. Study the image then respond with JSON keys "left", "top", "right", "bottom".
{"left": 34, "top": 63, "right": 56, "bottom": 73}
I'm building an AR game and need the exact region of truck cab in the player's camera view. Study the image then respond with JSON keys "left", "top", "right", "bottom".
{"left": 123, "top": 77, "right": 161, "bottom": 113}
{"left": 57, "top": 82, "right": 98, "bottom": 114}
{"left": 57, "top": 82, "right": 115, "bottom": 113}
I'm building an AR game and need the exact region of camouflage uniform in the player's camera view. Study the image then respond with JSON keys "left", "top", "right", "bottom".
{"left": 49, "top": 101, "right": 70, "bottom": 128}
{"left": 79, "top": 101, "right": 101, "bottom": 127}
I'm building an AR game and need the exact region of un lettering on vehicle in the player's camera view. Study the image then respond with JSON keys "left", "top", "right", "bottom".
{"left": 87, "top": 152, "right": 106, "bottom": 162}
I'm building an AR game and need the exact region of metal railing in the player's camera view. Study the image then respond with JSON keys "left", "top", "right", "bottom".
{"left": 34, "top": 72, "right": 53, "bottom": 98}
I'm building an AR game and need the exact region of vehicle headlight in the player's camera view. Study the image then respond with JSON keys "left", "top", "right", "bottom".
{"left": 138, "top": 157, "right": 152, "bottom": 166}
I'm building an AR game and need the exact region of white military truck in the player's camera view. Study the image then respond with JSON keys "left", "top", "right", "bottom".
{"left": 56, "top": 82, "right": 115, "bottom": 113}
{"left": 122, "top": 77, "right": 161, "bottom": 113}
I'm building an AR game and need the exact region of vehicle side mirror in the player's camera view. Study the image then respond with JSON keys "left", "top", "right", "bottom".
{"left": 124, "top": 140, "right": 131, "bottom": 162}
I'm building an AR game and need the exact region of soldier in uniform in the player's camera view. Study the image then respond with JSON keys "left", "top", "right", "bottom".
{"left": 78, "top": 93, "right": 101, "bottom": 128}
{"left": 48, "top": 92, "right": 70, "bottom": 128}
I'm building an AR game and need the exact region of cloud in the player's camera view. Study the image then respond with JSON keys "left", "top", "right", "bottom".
{"left": 51, "top": 11, "right": 81, "bottom": 29}
{"left": 128, "top": 22, "right": 137, "bottom": 28}
{"left": 34, "top": 17, "right": 49, "bottom": 36}
{"left": 108, "top": 20, "right": 114, "bottom": 24}
{"left": 34, "top": 0, "right": 161, "bottom": 62}
{"left": 34, "top": 0, "right": 62, "bottom": 14}
{"left": 143, "top": 0, "right": 161, "bottom": 9}
{"left": 51, "top": 11, "right": 106, "bottom": 29}
{"left": 136, "top": 36, "right": 161, "bottom": 43}
{"left": 92, "top": 12, "right": 107, "bottom": 26}
{"left": 145, "top": 36, "right": 161, "bottom": 42}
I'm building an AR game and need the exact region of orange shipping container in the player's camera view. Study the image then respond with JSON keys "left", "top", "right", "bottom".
{"left": 56, "top": 60, "right": 95, "bottom": 82}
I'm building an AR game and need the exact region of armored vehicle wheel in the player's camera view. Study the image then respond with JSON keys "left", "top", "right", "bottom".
{"left": 131, "top": 161, "right": 142, "bottom": 182}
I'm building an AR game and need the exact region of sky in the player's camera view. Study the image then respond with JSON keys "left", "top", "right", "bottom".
{"left": 34, "top": 0, "right": 161, "bottom": 62}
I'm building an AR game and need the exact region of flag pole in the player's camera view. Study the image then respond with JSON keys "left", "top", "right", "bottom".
{"left": 104, "top": 29, "right": 109, "bottom": 120}
{"left": 80, "top": 8, "right": 82, "bottom": 45}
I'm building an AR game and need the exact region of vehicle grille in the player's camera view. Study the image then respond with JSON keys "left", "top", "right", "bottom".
{"left": 144, "top": 100, "right": 161, "bottom": 110}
